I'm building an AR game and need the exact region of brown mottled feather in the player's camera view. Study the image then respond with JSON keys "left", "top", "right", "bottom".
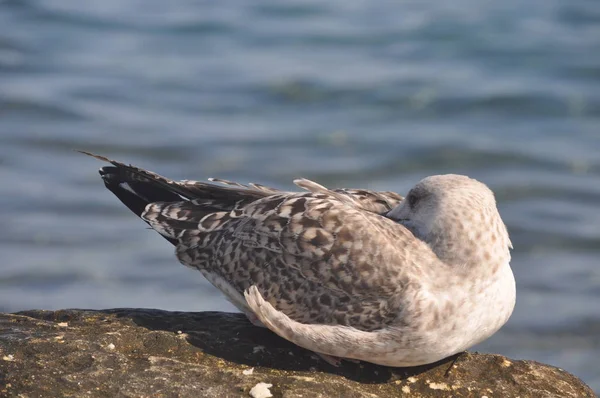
{"left": 82, "top": 151, "right": 410, "bottom": 331}
{"left": 146, "top": 191, "right": 412, "bottom": 331}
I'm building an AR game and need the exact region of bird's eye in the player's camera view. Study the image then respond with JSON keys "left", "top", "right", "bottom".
{"left": 407, "top": 192, "right": 419, "bottom": 208}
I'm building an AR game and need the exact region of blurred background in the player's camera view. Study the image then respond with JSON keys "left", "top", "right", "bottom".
{"left": 1, "top": 0, "right": 599, "bottom": 392}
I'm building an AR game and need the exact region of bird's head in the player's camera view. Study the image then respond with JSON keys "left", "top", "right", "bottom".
{"left": 387, "top": 174, "right": 511, "bottom": 271}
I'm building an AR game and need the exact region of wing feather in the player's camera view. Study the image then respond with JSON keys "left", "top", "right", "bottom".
{"left": 82, "top": 150, "right": 413, "bottom": 332}
{"left": 158, "top": 190, "right": 416, "bottom": 331}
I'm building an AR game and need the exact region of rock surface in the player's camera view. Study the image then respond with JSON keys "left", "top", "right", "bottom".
{"left": 0, "top": 309, "right": 595, "bottom": 398}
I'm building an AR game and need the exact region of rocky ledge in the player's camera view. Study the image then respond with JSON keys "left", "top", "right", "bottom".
{"left": 0, "top": 309, "right": 595, "bottom": 398}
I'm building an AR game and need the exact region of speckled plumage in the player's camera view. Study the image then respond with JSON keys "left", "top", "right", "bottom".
{"left": 83, "top": 151, "right": 516, "bottom": 367}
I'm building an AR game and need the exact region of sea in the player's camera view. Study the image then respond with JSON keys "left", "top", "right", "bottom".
{"left": 0, "top": 0, "right": 599, "bottom": 392}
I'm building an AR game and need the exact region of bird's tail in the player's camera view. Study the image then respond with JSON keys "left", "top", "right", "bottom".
{"left": 80, "top": 151, "right": 275, "bottom": 245}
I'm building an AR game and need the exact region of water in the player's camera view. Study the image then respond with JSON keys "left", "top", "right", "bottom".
{"left": 1, "top": 0, "right": 599, "bottom": 392}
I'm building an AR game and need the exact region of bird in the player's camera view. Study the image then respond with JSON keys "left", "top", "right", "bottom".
{"left": 81, "top": 151, "right": 515, "bottom": 367}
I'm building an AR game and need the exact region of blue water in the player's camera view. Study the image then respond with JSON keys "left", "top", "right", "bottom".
{"left": 1, "top": 0, "right": 599, "bottom": 392}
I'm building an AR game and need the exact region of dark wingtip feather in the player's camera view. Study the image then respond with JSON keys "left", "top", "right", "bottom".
{"left": 80, "top": 150, "right": 275, "bottom": 247}
{"left": 80, "top": 150, "right": 181, "bottom": 245}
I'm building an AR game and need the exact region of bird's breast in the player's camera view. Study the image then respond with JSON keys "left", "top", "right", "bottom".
{"left": 439, "top": 262, "right": 516, "bottom": 355}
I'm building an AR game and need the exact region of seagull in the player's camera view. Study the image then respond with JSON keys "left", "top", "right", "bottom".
{"left": 81, "top": 151, "right": 515, "bottom": 367}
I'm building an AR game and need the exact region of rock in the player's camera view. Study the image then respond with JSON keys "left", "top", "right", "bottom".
{"left": 0, "top": 309, "right": 595, "bottom": 398}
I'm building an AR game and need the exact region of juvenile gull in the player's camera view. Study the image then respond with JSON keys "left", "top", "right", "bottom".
{"left": 82, "top": 151, "right": 516, "bottom": 367}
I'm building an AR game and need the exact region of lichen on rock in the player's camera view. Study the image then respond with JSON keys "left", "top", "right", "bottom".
{"left": 0, "top": 309, "right": 595, "bottom": 398}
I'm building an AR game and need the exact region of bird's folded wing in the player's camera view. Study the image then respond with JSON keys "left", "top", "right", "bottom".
{"left": 144, "top": 186, "right": 417, "bottom": 331}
